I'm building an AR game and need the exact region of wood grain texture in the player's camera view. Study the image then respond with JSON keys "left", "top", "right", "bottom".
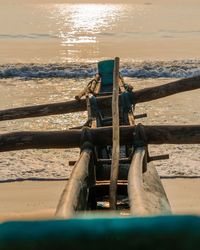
{"left": 110, "top": 57, "right": 120, "bottom": 209}
{"left": 0, "top": 76, "right": 199, "bottom": 121}
{"left": 0, "top": 125, "right": 200, "bottom": 152}
{"left": 55, "top": 148, "right": 92, "bottom": 218}
{"left": 128, "top": 147, "right": 171, "bottom": 215}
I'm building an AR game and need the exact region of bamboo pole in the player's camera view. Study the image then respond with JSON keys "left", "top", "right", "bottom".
{"left": 109, "top": 57, "right": 120, "bottom": 210}
{"left": 0, "top": 125, "right": 200, "bottom": 152}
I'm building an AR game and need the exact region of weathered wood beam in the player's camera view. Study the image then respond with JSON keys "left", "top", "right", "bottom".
{"left": 55, "top": 148, "right": 92, "bottom": 218}
{"left": 0, "top": 125, "right": 200, "bottom": 152}
{"left": 0, "top": 76, "right": 199, "bottom": 121}
{"left": 0, "top": 100, "right": 86, "bottom": 121}
{"left": 110, "top": 57, "right": 120, "bottom": 210}
{"left": 0, "top": 96, "right": 111, "bottom": 121}
{"left": 134, "top": 76, "right": 200, "bottom": 104}
{"left": 97, "top": 158, "right": 130, "bottom": 164}
{"left": 134, "top": 113, "right": 147, "bottom": 119}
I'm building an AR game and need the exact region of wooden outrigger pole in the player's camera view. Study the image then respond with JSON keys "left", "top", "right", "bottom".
{"left": 0, "top": 76, "right": 199, "bottom": 121}
{"left": 0, "top": 125, "right": 200, "bottom": 152}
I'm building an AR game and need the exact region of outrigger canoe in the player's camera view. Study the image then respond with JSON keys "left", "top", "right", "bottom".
{"left": 56, "top": 58, "right": 171, "bottom": 217}
{"left": 0, "top": 57, "right": 200, "bottom": 249}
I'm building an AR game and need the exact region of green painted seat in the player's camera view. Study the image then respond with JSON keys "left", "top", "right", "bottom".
{"left": 98, "top": 60, "right": 114, "bottom": 86}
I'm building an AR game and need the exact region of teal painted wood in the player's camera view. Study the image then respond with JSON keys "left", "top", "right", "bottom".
{"left": 98, "top": 60, "right": 114, "bottom": 86}
{"left": 0, "top": 216, "right": 199, "bottom": 250}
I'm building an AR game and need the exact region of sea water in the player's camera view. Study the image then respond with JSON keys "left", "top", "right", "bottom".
{"left": 0, "top": 0, "right": 200, "bottom": 181}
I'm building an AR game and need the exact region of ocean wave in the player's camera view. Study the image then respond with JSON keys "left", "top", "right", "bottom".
{"left": 0, "top": 60, "right": 200, "bottom": 79}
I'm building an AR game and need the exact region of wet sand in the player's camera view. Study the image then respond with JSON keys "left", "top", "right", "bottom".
{"left": 0, "top": 181, "right": 65, "bottom": 221}
{"left": 162, "top": 179, "right": 200, "bottom": 215}
{"left": 0, "top": 179, "right": 199, "bottom": 221}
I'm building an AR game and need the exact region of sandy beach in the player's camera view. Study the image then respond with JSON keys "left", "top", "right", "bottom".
{"left": 0, "top": 181, "right": 65, "bottom": 221}
{"left": 0, "top": 178, "right": 199, "bottom": 222}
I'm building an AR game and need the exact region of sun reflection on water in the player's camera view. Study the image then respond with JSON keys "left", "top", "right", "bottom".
{"left": 47, "top": 3, "right": 148, "bottom": 62}
{"left": 50, "top": 4, "right": 123, "bottom": 61}
{"left": 56, "top": 4, "right": 121, "bottom": 34}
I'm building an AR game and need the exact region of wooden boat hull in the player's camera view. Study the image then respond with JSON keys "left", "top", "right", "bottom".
{"left": 55, "top": 58, "right": 171, "bottom": 217}
{"left": 1, "top": 58, "right": 200, "bottom": 250}
{"left": 128, "top": 148, "right": 171, "bottom": 215}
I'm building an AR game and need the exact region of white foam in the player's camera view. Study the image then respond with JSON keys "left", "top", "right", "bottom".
{"left": 0, "top": 60, "right": 200, "bottom": 79}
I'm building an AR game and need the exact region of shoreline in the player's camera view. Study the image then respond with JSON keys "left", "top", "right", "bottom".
{"left": 0, "top": 178, "right": 199, "bottom": 221}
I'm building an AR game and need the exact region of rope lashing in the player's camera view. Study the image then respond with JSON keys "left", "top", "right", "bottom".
{"left": 80, "top": 127, "right": 94, "bottom": 152}
{"left": 86, "top": 78, "right": 99, "bottom": 95}
{"left": 124, "top": 83, "right": 133, "bottom": 92}
{"left": 87, "top": 78, "right": 99, "bottom": 87}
